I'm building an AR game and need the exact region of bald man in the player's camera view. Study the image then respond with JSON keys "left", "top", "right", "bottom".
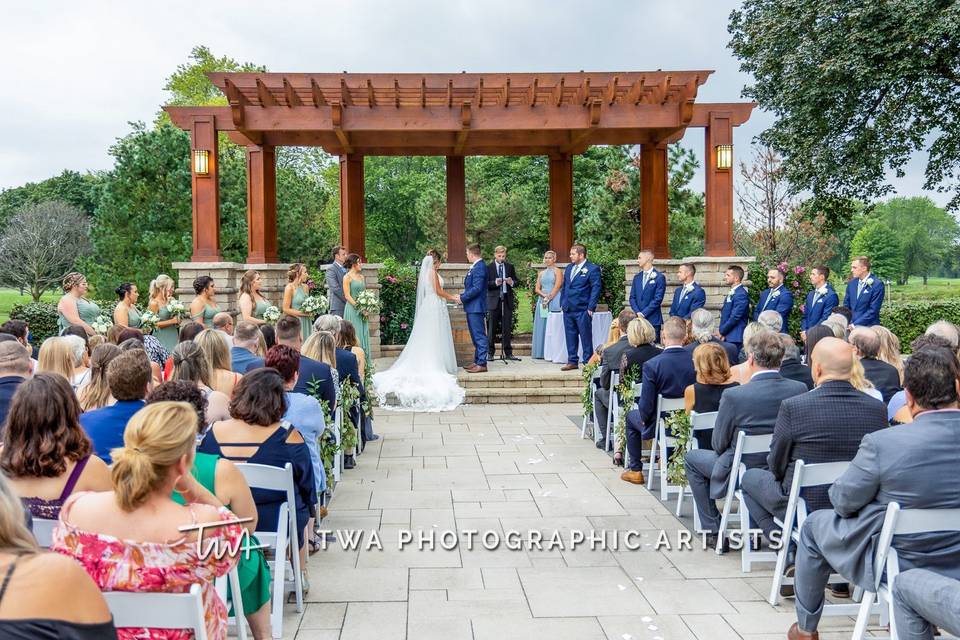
{"left": 740, "top": 337, "right": 887, "bottom": 564}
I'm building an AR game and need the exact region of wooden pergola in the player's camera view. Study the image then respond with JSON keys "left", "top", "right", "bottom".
{"left": 164, "top": 71, "right": 753, "bottom": 263}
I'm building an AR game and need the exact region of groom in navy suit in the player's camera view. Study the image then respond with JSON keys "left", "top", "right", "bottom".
{"left": 843, "top": 255, "right": 885, "bottom": 327}
{"left": 457, "top": 243, "right": 490, "bottom": 373}
{"left": 560, "top": 244, "right": 602, "bottom": 371}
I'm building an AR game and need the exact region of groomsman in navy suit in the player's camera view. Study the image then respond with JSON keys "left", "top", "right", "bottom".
{"left": 560, "top": 243, "right": 602, "bottom": 371}
{"left": 800, "top": 265, "right": 839, "bottom": 342}
{"left": 668, "top": 263, "right": 706, "bottom": 320}
{"left": 753, "top": 267, "right": 794, "bottom": 334}
{"left": 843, "top": 255, "right": 886, "bottom": 326}
{"left": 629, "top": 250, "right": 666, "bottom": 342}
{"left": 718, "top": 265, "right": 750, "bottom": 354}
{"left": 457, "top": 244, "right": 490, "bottom": 373}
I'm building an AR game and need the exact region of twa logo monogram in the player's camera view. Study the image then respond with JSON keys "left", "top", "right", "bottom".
{"left": 178, "top": 518, "right": 269, "bottom": 560}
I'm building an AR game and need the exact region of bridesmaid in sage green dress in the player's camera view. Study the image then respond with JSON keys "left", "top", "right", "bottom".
{"left": 189, "top": 276, "right": 220, "bottom": 329}
{"left": 57, "top": 272, "right": 101, "bottom": 336}
{"left": 148, "top": 274, "right": 181, "bottom": 353}
{"left": 283, "top": 263, "right": 313, "bottom": 341}
{"left": 238, "top": 269, "right": 271, "bottom": 326}
{"left": 113, "top": 283, "right": 142, "bottom": 329}
{"left": 342, "top": 254, "right": 371, "bottom": 364}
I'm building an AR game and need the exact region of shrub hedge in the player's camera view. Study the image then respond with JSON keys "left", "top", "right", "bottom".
{"left": 880, "top": 301, "right": 960, "bottom": 353}
{"left": 378, "top": 258, "right": 418, "bottom": 345}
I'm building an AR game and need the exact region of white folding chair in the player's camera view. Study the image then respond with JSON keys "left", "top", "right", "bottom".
{"left": 580, "top": 368, "right": 602, "bottom": 439}
{"left": 715, "top": 431, "right": 773, "bottom": 562}
{"left": 768, "top": 460, "right": 852, "bottom": 606}
{"left": 645, "top": 395, "right": 686, "bottom": 500}
{"left": 675, "top": 411, "right": 717, "bottom": 532}
{"left": 104, "top": 584, "right": 207, "bottom": 640}
{"left": 236, "top": 462, "right": 304, "bottom": 639}
{"left": 603, "top": 371, "right": 619, "bottom": 452}
{"left": 852, "top": 502, "right": 960, "bottom": 640}
{"left": 215, "top": 566, "right": 249, "bottom": 640}
{"left": 30, "top": 517, "right": 57, "bottom": 548}
{"left": 332, "top": 406, "right": 343, "bottom": 483}
{"left": 618, "top": 381, "right": 642, "bottom": 469}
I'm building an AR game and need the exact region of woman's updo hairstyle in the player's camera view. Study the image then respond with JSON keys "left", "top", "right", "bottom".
{"left": 287, "top": 263, "right": 305, "bottom": 283}
{"left": 427, "top": 249, "right": 442, "bottom": 264}
{"left": 149, "top": 274, "right": 174, "bottom": 299}
{"left": 62, "top": 272, "right": 85, "bottom": 293}
{"left": 110, "top": 401, "right": 197, "bottom": 512}
{"left": 343, "top": 254, "right": 361, "bottom": 270}
{"left": 192, "top": 275, "right": 214, "bottom": 295}
{"left": 115, "top": 282, "right": 135, "bottom": 301}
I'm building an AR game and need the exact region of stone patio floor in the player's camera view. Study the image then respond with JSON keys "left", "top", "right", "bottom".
{"left": 277, "top": 403, "right": 884, "bottom": 639}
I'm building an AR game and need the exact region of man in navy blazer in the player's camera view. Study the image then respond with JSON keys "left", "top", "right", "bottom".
{"left": 457, "top": 243, "right": 490, "bottom": 373}
{"left": 843, "top": 255, "right": 885, "bottom": 326}
{"left": 81, "top": 350, "right": 151, "bottom": 464}
{"left": 231, "top": 321, "right": 265, "bottom": 373}
{"left": 669, "top": 263, "right": 706, "bottom": 320}
{"left": 800, "top": 265, "right": 839, "bottom": 342}
{"left": 621, "top": 318, "right": 697, "bottom": 484}
{"left": 718, "top": 265, "right": 750, "bottom": 353}
{"left": 629, "top": 250, "right": 666, "bottom": 342}
{"left": 753, "top": 267, "right": 793, "bottom": 334}
{"left": 560, "top": 244, "right": 602, "bottom": 370}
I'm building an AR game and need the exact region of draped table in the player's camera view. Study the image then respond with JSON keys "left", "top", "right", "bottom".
{"left": 542, "top": 310, "right": 613, "bottom": 364}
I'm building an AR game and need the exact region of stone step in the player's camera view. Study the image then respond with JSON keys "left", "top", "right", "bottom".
{"left": 463, "top": 386, "right": 581, "bottom": 404}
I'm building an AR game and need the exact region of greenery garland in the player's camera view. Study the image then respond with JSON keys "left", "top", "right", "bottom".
{"left": 665, "top": 411, "right": 693, "bottom": 486}
{"left": 613, "top": 364, "right": 641, "bottom": 455}
{"left": 305, "top": 382, "right": 337, "bottom": 490}
{"left": 580, "top": 361, "right": 599, "bottom": 419}
{"left": 339, "top": 378, "right": 360, "bottom": 452}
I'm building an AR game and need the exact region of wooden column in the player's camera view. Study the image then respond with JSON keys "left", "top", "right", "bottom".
{"left": 339, "top": 154, "right": 366, "bottom": 259}
{"left": 640, "top": 142, "right": 670, "bottom": 258}
{"left": 704, "top": 111, "right": 735, "bottom": 256}
{"left": 190, "top": 116, "right": 221, "bottom": 261}
{"left": 549, "top": 154, "right": 574, "bottom": 256}
{"left": 446, "top": 156, "right": 467, "bottom": 262}
{"left": 246, "top": 145, "right": 278, "bottom": 264}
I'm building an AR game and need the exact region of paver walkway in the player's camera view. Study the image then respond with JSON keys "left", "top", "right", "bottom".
{"left": 280, "top": 403, "right": 878, "bottom": 639}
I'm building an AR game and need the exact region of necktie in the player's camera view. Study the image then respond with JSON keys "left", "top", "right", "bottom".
{"left": 761, "top": 288, "right": 774, "bottom": 311}
{"left": 570, "top": 263, "right": 577, "bottom": 282}
{"left": 498, "top": 263, "right": 506, "bottom": 298}
{"left": 642, "top": 271, "right": 649, "bottom": 289}
{"left": 857, "top": 280, "right": 865, "bottom": 299}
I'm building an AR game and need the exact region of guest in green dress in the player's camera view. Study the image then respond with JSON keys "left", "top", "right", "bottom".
{"left": 57, "top": 272, "right": 102, "bottom": 336}
{"left": 148, "top": 274, "right": 181, "bottom": 353}
{"left": 283, "top": 263, "right": 313, "bottom": 341}
{"left": 238, "top": 269, "right": 271, "bottom": 326}
{"left": 189, "top": 275, "right": 221, "bottom": 329}
{"left": 112, "top": 283, "right": 142, "bottom": 329}
{"left": 146, "top": 381, "right": 272, "bottom": 638}
{"left": 342, "top": 254, "right": 371, "bottom": 363}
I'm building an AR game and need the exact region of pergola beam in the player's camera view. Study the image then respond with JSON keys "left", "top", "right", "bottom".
{"left": 256, "top": 79, "right": 277, "bottom": 106}
{"left": 283, "top": 77, "right": 302, "bottom": 107}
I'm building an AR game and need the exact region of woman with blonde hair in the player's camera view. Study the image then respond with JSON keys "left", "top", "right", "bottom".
{"left": 587, "top": 320, "right": 622, "bottom": 367}
{"left": 283, "top": 263, "right": 313, "bottom": 341}
{"left": 78, "top": 343, "right": 122, "bottom": 411}
{"left": 195, "top": 329, "right": 241, "bottom": 397}
{"left": 610, "top": 317, "right": 662, "bottom": 465}
{"left": 0, "top": 473, "right": 115, "bottom": 637}
{"left": 148, "top": 274, "right": 181, "bottom": 352}
{"left": 850, "top": 355, "right": 883, "bottom": 401}
{"left": 36, "top": 337, "right": 74, "bottom": 382}
{"left": 170, "top": 341, "right": 231, "bottom": 424}
{"left": 303, "top": 330, "right": 341, "bottom": 402}
{"left": 54, "top": 401, "right": 243, "bottom": 639}
{"left": 239, "top": 269, "right": 271, "bottom": 326}
{"left": 532, "top": 250, "right": 563, "bottom": 359}
{"left": 871, "top": 325, "right": 905, "bottom": 384}
{"left": 56, "top": 272, "right": 101, "bottom": 337}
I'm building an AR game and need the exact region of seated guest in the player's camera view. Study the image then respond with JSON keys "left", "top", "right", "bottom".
{"left": 316, "top": 314, "right": 375, "bottom": 441}
{"left": 587, "top": 321, "right": 622, "bottom": 368}
{"left": 889, "top": 333, "right": 956, "bottom": 423}
{"left": 740, "top": 338, "right": 886, "bottom": 576}
{"left": 213, "top": 311, "right": 235, "bottom": 347}
{"left": 55, "top": 401, "right": 242, "bottom": 640}
{"left": 621, "top": 317, "right": 696, "bottom": 484}
{"left": 2, "top": 374, "right": 112, "bottom": 519}
{"left": 231, "top": 321, "right": 265, "bottom": 374}
{"left": 593, "top": 309, "right": 637, "bottom": 444}
{"left": 195, "top": 329, "right": 241, "bottom": 396}
{"left": 892, "top": 569, "right": 960, "bottom": 640}
{"left": 0, "top": 318, "right": 39, "bottom": 361}
{"left": 0, "top": 341, "right": 32, "bottom": 426}
{"left": 115, "top": 328, "right": 164, "bottom": 383}
{"left": 871, "top": 325, "right": 904, "bottom": 384}
{"left": 77, "top": 344, "right": 122, "bottom": 411}
{"left": 850, "top": 357, "right": 883, "bottom": 401}
{"left": 0, "top": 473, "right": 115, "bottom": 638}
{"left": 684, "top": 332, "right": 807, "bottom": 546}
{"left": 169, "top": 341, "right": 230, "bottom": 424}
{"left": 199, "top": 368, "right": 318, "bottom": 560}
{"left": 36, "top": 336, "right": 74, "bottom": 382}
{"left": 730, "top": 322, "right": 771, "bottom": 384}
{"left": 757, "top": 309, "right": 784, "bottom": 334}
{"left": 849, "top": 327, "right": 901, "bottom": 403}
{"left": 804, "top": 324, "right": 835, "bottom": 363}
{"left": 145, "top": 381, "right": 272, "bottom": 638}
{"left": 79, "top": 349, "right": 151, "bottom": 464}
{"left": 789, "top": 346, "right": 960, "bottom": 640}
{"left": 261, "top": 324, "right": 277, "bottom": 351}
{"left": 830, "top": 305, "right": 853, "bottom": 324}
{"left": 778, "top": 334, "right": 814, "bottom": 390}
{"left": 925, "top": 319, "right": 960, "bottom": 355}
{"left": 607, "top": 317, "right": 662, "bottom": 465}
{"left": 61, "top": 330, "right": 91, "bottom": 389}
{"left": 684, "top": 343, "right": 739, "bottom": 449}
{"left": 822, "top": 313, "right": 849, "bottom": 339}
{"left": 276, "top": 315, "right": 337, "bottom": 412}
{"left": 685, "top": 308, "right": 739, "bottom": 364}
{"left": 337, "top": 320, "right": 368, "bottom": 379}
{"left": 162, "top": 320, "right": 206, "bottom": 380}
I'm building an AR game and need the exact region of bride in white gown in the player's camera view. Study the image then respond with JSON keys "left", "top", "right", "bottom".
{"left": 372, "top": 251, "right": 466, "bottom": 411}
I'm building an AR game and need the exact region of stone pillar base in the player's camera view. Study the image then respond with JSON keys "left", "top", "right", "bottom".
{"left": 620, "top": 256, "right": 756, "bottom": 315}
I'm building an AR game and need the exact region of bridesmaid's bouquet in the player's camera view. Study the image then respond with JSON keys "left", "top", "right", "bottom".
{"left": 139, "top": 310, "right": 160, "bottom": 333}
{"left": 354, "top": 290, "right": 380, "bottom": 318}
{"left": 262, "top": 305, "right": 281, "bottom": 324}
{"left": 300, "top": 294, "right": 329, "bottom": 318}
{"left": 166, "top": 298, "right": 187, "bottom": 319}
{"left": 91, "top": 314, "right": 113, "bottom": 336}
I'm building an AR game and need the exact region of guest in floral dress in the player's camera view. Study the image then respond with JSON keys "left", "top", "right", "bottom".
{"left": 53, "top": 401, "right": 243, "bottom": 640}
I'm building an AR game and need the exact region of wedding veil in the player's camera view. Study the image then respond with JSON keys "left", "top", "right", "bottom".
{"left": 414, "top": 254, "right": 435, "bottom": 321}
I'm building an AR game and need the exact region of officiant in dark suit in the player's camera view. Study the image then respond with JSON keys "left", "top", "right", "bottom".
{"left": 486, "top": 245, "right": 519, "bottom": 361}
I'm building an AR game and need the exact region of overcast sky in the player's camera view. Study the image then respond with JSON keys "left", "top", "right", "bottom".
{"left": 0, "top": 0, "right": 946, "bottom": 206}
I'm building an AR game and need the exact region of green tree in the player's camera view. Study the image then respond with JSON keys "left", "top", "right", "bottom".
{"left": 0, "top": 170, "right": 101, "bottom": 230}
{"left": 161, "top": 45, "right": 265, "bottom": 109}
{"left": 849, "top": 219, "right": 905, "bottom": 283}
{"left": 729, "top": 0, "right": 960, "bottom": 211}
{"left": 667, "top": 145, "right": 705, "bottom": 258}
{"left": 872, "top": 196, "right": 960, "bottom": 283}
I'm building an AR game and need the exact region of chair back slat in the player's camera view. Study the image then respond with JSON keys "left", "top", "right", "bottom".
{"left": 658, "top": 396, "right": 685, "bottom": 413}
{"left": 104, "top": 584, "right": 207, "bottom": 640}
{"left": 894, "top": 507, "right": 960, "bottom": 535}
{"left": 690, "top": 411, "right": 717, "bottom": 431}
{"left": 740, "top": 432, "right": 774, "bottom": 455}
{"left": 798, "top": 460, "right": 850, "bottom": 488}
{"left": 31, "top": 517, "right": 57, "bottom": 548}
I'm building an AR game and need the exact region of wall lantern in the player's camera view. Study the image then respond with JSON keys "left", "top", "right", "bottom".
{"left": 715, "top": 144, "right": 733, "bottom": 171}
{"left": 193, "top": 149, "right": 210, "bottom": 176}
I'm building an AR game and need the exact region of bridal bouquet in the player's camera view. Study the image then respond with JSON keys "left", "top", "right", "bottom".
{"left": 91, "top": 314, "right": 113, "bottom": 336}
{"left": 139, "top": 310, "right": 160, "bottom": 333}
{"left": 166, "top": 298, "right": 187, "bottom": 319}
{"left": 354, "top": 290, "right": 380, "bottom": 317}
{"left": 262, "top": 305, "right": 281, "bottom": 324}
{"left": 300, "top": 294, "right": 328, "bottom": 318}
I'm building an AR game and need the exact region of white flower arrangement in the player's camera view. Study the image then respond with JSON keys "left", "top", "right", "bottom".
{"left": 580, "top": 267, "right": 588, "bottom": 275}
{"left": 139, "top": 310, "right": 160, "bottom": 333}
{"left": 166, "top": 298, "right": 186, "bottom": 318}
{"left": 91, "top": 314, "right": 113, "bottom": 336}
{"left": 866, "top": 278, "right": 874, "bottom": 286}
{"left": 262, "top": 305, "right": 281, "bottom": 324}
{"left": 300, "top": 294, "right": 329, "bottom": 317}
{"left": 354, "top": 290, "right": 380, "bottom": 317}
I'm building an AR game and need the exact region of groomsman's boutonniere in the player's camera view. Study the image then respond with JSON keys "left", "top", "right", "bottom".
{"left": 725, "top": 293, "right": 733, "bottom": 303}
{"left": 580, "top": 267, "right": 588, "bottom": 275}
{"left": 771, "top": 290, "right": 781, "bottom": 298}
{"left": 866, "top": 278, "right": 874, "bottom": 287}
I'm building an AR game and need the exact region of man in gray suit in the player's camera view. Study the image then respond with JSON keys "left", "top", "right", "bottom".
{"left": 790, "top": 346, "right": 960, "bottom": 640}
{"left": 326, "top": 245, "right": 348, "bottom": 317}
{"left": 893, "top": 569, "right": 960, "bottom": 640}
{"left": 593, "top": 309, "right": 637, "bottom": 441}
{"left": 684, "top": 331, "right": 808, "bottom": 547}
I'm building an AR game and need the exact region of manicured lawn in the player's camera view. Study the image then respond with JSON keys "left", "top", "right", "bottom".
{"left": 515, "top": 289, "right": 534, "bottom": 334}
{"left": 885, "top": 277, "right": 960, "bottom": 302}
{"left": 0, "top": 288, "right": 58, "bottom": 323}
